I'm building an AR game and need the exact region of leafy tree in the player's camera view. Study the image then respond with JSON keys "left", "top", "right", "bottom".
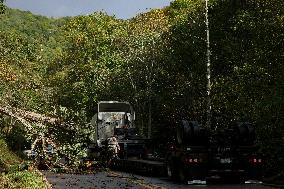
{"left": 0, "top": 0, "right": 283, "bottom": 175}
{"left": 48, "top": 13, "right": 124, "bottom": 119}
{"left": 0, "top": 0, "right": 5, "bottom": 14}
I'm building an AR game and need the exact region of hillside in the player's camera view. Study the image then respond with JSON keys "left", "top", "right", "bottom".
{"left": 0, "top": 0, "right": 283, "bottom": 179}
{"left": 0, "top": 137, "right": 48, "bottom": 188}
{"left": 0, "top": 8, "right": 69, "bottom": 113}
{"left": 1, "top": 8, "right": 57, "bottom": 37}
{"left": 0, "top": 8, "right": 68, "bottom": 54}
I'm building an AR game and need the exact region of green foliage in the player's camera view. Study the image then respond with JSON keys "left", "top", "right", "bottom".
{"left": 0, "top": 8, "right": 68, "bottom": 113}
{"left": 4, "top": 170, "right": 47, "bottom": 189}
{"left": 208, "top": 0, "right": 284, "bottom": 174}
{"left": 0, "top": 0, "right": 5, "bottom": 14}
{"left": 210, "top": 0, "right": 284, "bottom": 127}
{"left": 48, "top": 13, "right": 124, "bottom": 116}
{"left": 0, "top": 0, "right": 283, "bottom": 175}
{"left": 0, "top": 138, "right": 21, "bottom": 165}
{"left": 0, "top": 137, "right": 47, "bottom": 188}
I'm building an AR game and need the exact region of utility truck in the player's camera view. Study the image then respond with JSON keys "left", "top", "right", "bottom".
{"left": 90, "top": 101, "right": 145, "bottom": 158}
{"left": 166, "top": 120, "right": 263, "bottom": 184}
{"left": 88, "top": 101, "right": 165, "bottom": 175}
{"left": 87, "top": 101, "right": 263, "bottom": 183}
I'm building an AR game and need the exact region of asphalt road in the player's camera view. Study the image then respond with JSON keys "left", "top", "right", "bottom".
{"left": 43, "top": 171, "right": 275, "bottom": 189}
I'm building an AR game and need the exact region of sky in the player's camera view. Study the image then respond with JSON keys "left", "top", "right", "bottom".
{"left": 5, "top": 0, "right": 173, "bottom": 19}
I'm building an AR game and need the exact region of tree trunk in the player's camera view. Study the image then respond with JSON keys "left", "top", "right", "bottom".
{"left": 0, "top": 106, "right": 64, "bottom": 127}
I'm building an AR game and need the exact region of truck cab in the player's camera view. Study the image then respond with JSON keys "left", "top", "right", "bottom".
{"left": 88, "top": 101, "right": 145, "bottom": 160}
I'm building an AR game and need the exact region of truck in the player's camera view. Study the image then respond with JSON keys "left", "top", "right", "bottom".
{"left": 87, "top": 101, "right": 263, "bottom": 184}
{"left": 166, "top": 120, "right": 263, "bottom": 184}
{"left": 87, "top": 101, "right": 165, "bottom": 175}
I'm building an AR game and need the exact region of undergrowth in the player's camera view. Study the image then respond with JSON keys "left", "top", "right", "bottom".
{"left": 0, "top": 138, "right": 48, "bottom": 189}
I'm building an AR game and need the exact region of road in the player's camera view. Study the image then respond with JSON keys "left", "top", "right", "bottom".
{"left": 43, "top": 171, "right": 276, "bottom": 189}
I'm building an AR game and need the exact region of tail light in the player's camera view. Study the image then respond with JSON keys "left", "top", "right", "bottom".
{"left": 249, "top": 157, "right": 262, "bottom": 164}
{"left": 168, "top": 144, "right": 176, "bottom": 151}
{"left": 185, "top": 157, "right": 203, "bottom": 164}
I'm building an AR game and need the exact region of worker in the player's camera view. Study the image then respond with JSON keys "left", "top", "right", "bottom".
{"left": 107, "top": 136, "right": 120, "bottom": 158}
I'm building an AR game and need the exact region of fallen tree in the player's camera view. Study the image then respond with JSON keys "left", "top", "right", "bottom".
{"left": 0, "top": 106, "right": 63, "bottom": 168}
{"left": 0, "top": 106, "right": 67, "bottom": 128}
{"left": 0, "top": 105, "right": 92, "bottom": 171}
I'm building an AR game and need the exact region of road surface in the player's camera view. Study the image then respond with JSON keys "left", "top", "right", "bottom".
{"left": 43, "top": 171, "right": 275, "bottom": 189}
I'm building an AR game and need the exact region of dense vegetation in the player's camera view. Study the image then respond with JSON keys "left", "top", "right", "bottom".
{"left": 0, "top": 137, "right": 48, "bottom": 188}
{"left": 0, "top": 0, "right": 283, "bottom": 178}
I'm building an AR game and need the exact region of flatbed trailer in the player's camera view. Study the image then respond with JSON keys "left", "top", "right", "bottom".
{"left": 112, "top": 159, "right": 166, "bottom": 176}
{"left": 110, "top": 137, "right": 167, "bottom": 176}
